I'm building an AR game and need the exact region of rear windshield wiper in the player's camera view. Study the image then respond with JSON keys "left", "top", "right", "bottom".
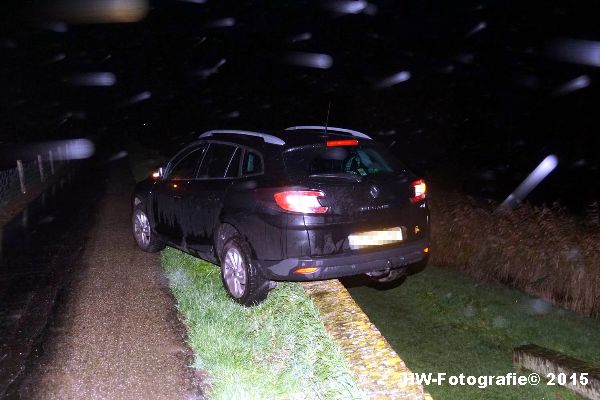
{"left": 308, "top": 173, "right": 363, "bottom": 182}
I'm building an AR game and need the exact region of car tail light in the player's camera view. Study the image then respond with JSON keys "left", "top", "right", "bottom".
{"left": 326, "top": 139, "right": 358, "bottom": 147}
{"left": 410, "top": 179, "right": 427, "bottom": 203}
{"left": 273, "top": 190, "right": 328, "bottom": 214}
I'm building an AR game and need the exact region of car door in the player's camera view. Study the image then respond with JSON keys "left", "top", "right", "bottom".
{"left": 180, "top": 142, "right": 240, "bottom": 252}
{"left": 152, "top": 144, "right": 206, "bottom": 243}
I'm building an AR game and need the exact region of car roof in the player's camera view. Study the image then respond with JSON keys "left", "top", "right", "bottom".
{"left": 197, "top": 126, "right": 373, "bottom": 149}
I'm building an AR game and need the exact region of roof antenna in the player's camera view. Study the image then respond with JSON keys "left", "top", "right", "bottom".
{"left": 324, "top": 100, "right": 331, "bottom": 137}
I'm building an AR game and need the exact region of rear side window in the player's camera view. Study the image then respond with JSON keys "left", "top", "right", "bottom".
{"left": 283, "top": 144, "right": 404, "bottom": 178}
{"left": 242, "top": 151, "right": 263, "bottom": 175}
{"left": 197, "top": 143, "right": 237, "bottom": 178}
{"left": 225, "top": 148, "right": 241, "bottom": 178}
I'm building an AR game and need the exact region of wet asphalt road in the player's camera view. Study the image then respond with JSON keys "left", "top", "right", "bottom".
{"left": 14, "top": 159, "right": 199, "bottom": 399}
{"left": 0, "top": 161, "right": 105, "bottom": 397}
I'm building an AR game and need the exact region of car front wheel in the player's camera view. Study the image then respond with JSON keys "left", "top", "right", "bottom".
{"left": 132, "top": 204, "right": 165, "bottom": 253}
{"left": 220, "top": 237, "right": 269, "bottom": 306}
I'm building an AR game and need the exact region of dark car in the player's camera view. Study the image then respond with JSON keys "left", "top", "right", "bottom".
{"left": 132, "top": 126, "right": 430, "bottom": 305}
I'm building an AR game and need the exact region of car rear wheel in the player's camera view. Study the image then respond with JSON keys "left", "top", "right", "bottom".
{"left": 220, "top": 237, "right": 270, "bottom": 306}
{"left": 132, "top": 205, "right": 165, "bottom": 253}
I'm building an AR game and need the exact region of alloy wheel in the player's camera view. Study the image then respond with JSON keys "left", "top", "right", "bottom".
{"left": 134, "top": 209, "right": 151, "bottom": 248}
{"left": 223, "top": 247, "right": 247, "bottom": 298}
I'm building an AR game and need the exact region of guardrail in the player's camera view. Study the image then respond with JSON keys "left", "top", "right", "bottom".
{"left": 0, "top": 144, "right": 71, "bottom": 206}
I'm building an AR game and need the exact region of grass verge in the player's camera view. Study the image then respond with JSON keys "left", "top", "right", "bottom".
{"left": 345, "top": 265, "right": 600, "bottom": 400}
{"left": 161, "top": 247, "right": 364, "bottom": 400}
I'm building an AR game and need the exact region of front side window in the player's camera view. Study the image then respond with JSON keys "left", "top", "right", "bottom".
{"left": 168, "top": 146, "right": 206, "bottom": 180}
{"left": 197, "top": 143, "right": 237, "bottom": 178}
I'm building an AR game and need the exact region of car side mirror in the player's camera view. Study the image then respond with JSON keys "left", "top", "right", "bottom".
{"left": 152, "top": 167, "right": 164, "bottom": 180}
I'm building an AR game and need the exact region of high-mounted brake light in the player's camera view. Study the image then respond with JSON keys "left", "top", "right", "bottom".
{"left": 273, "top": 190, "right": 328, "bottom": 214}
{"left": 326, "top": 139, "right": 359, "bottom": 147}
{"left": 410, "top": 179, "right": 427, "bottom": 204}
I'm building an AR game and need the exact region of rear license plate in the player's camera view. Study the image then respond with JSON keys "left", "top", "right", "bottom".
{"left": 348, "top": 227, "right": 403, "bottom": 250}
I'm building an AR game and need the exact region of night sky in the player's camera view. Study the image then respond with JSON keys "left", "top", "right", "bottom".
{"left": 1, "top": 0, "right": 599, "bottom": 210}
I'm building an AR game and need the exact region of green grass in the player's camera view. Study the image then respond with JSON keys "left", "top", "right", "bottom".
{"left": 161, "top": 247, "right": 364, "bottom": 400}
{"left": 346, "top": 265, "right": 600, "bottom": 400}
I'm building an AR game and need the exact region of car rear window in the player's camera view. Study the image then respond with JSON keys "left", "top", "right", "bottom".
{"left": 283, "top": 143, "right": 405, "bottom": 178}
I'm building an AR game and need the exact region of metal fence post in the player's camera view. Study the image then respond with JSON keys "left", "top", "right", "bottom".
{"left": 22, "top": 207, "right": 28, "bottom": 229}
{"left": 49, "top": 150, "right": 55, "bottom": 175}
{"left": 16, "top": 160, "right": 26, "bottom": 194}
{"left": 37, "top": 154, "right": 45, "bottom": 182}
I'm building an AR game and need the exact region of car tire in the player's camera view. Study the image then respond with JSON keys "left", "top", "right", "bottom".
{"left": 220, "top": 237, "right": 270, "bottom": 306}
{"left": 132, "top": 204, "right": 165, "bottom": 253}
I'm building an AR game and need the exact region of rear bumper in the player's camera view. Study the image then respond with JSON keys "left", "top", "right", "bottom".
{"left": 260, "top": 238, "right": 429, "bottom": 281}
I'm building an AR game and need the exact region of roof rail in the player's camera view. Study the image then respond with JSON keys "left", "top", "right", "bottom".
{"left": 199, "top": 130, "right": 285, "bottom": 146}
{"left": 285, "top": 125, "right": 372, "bottom": 140}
